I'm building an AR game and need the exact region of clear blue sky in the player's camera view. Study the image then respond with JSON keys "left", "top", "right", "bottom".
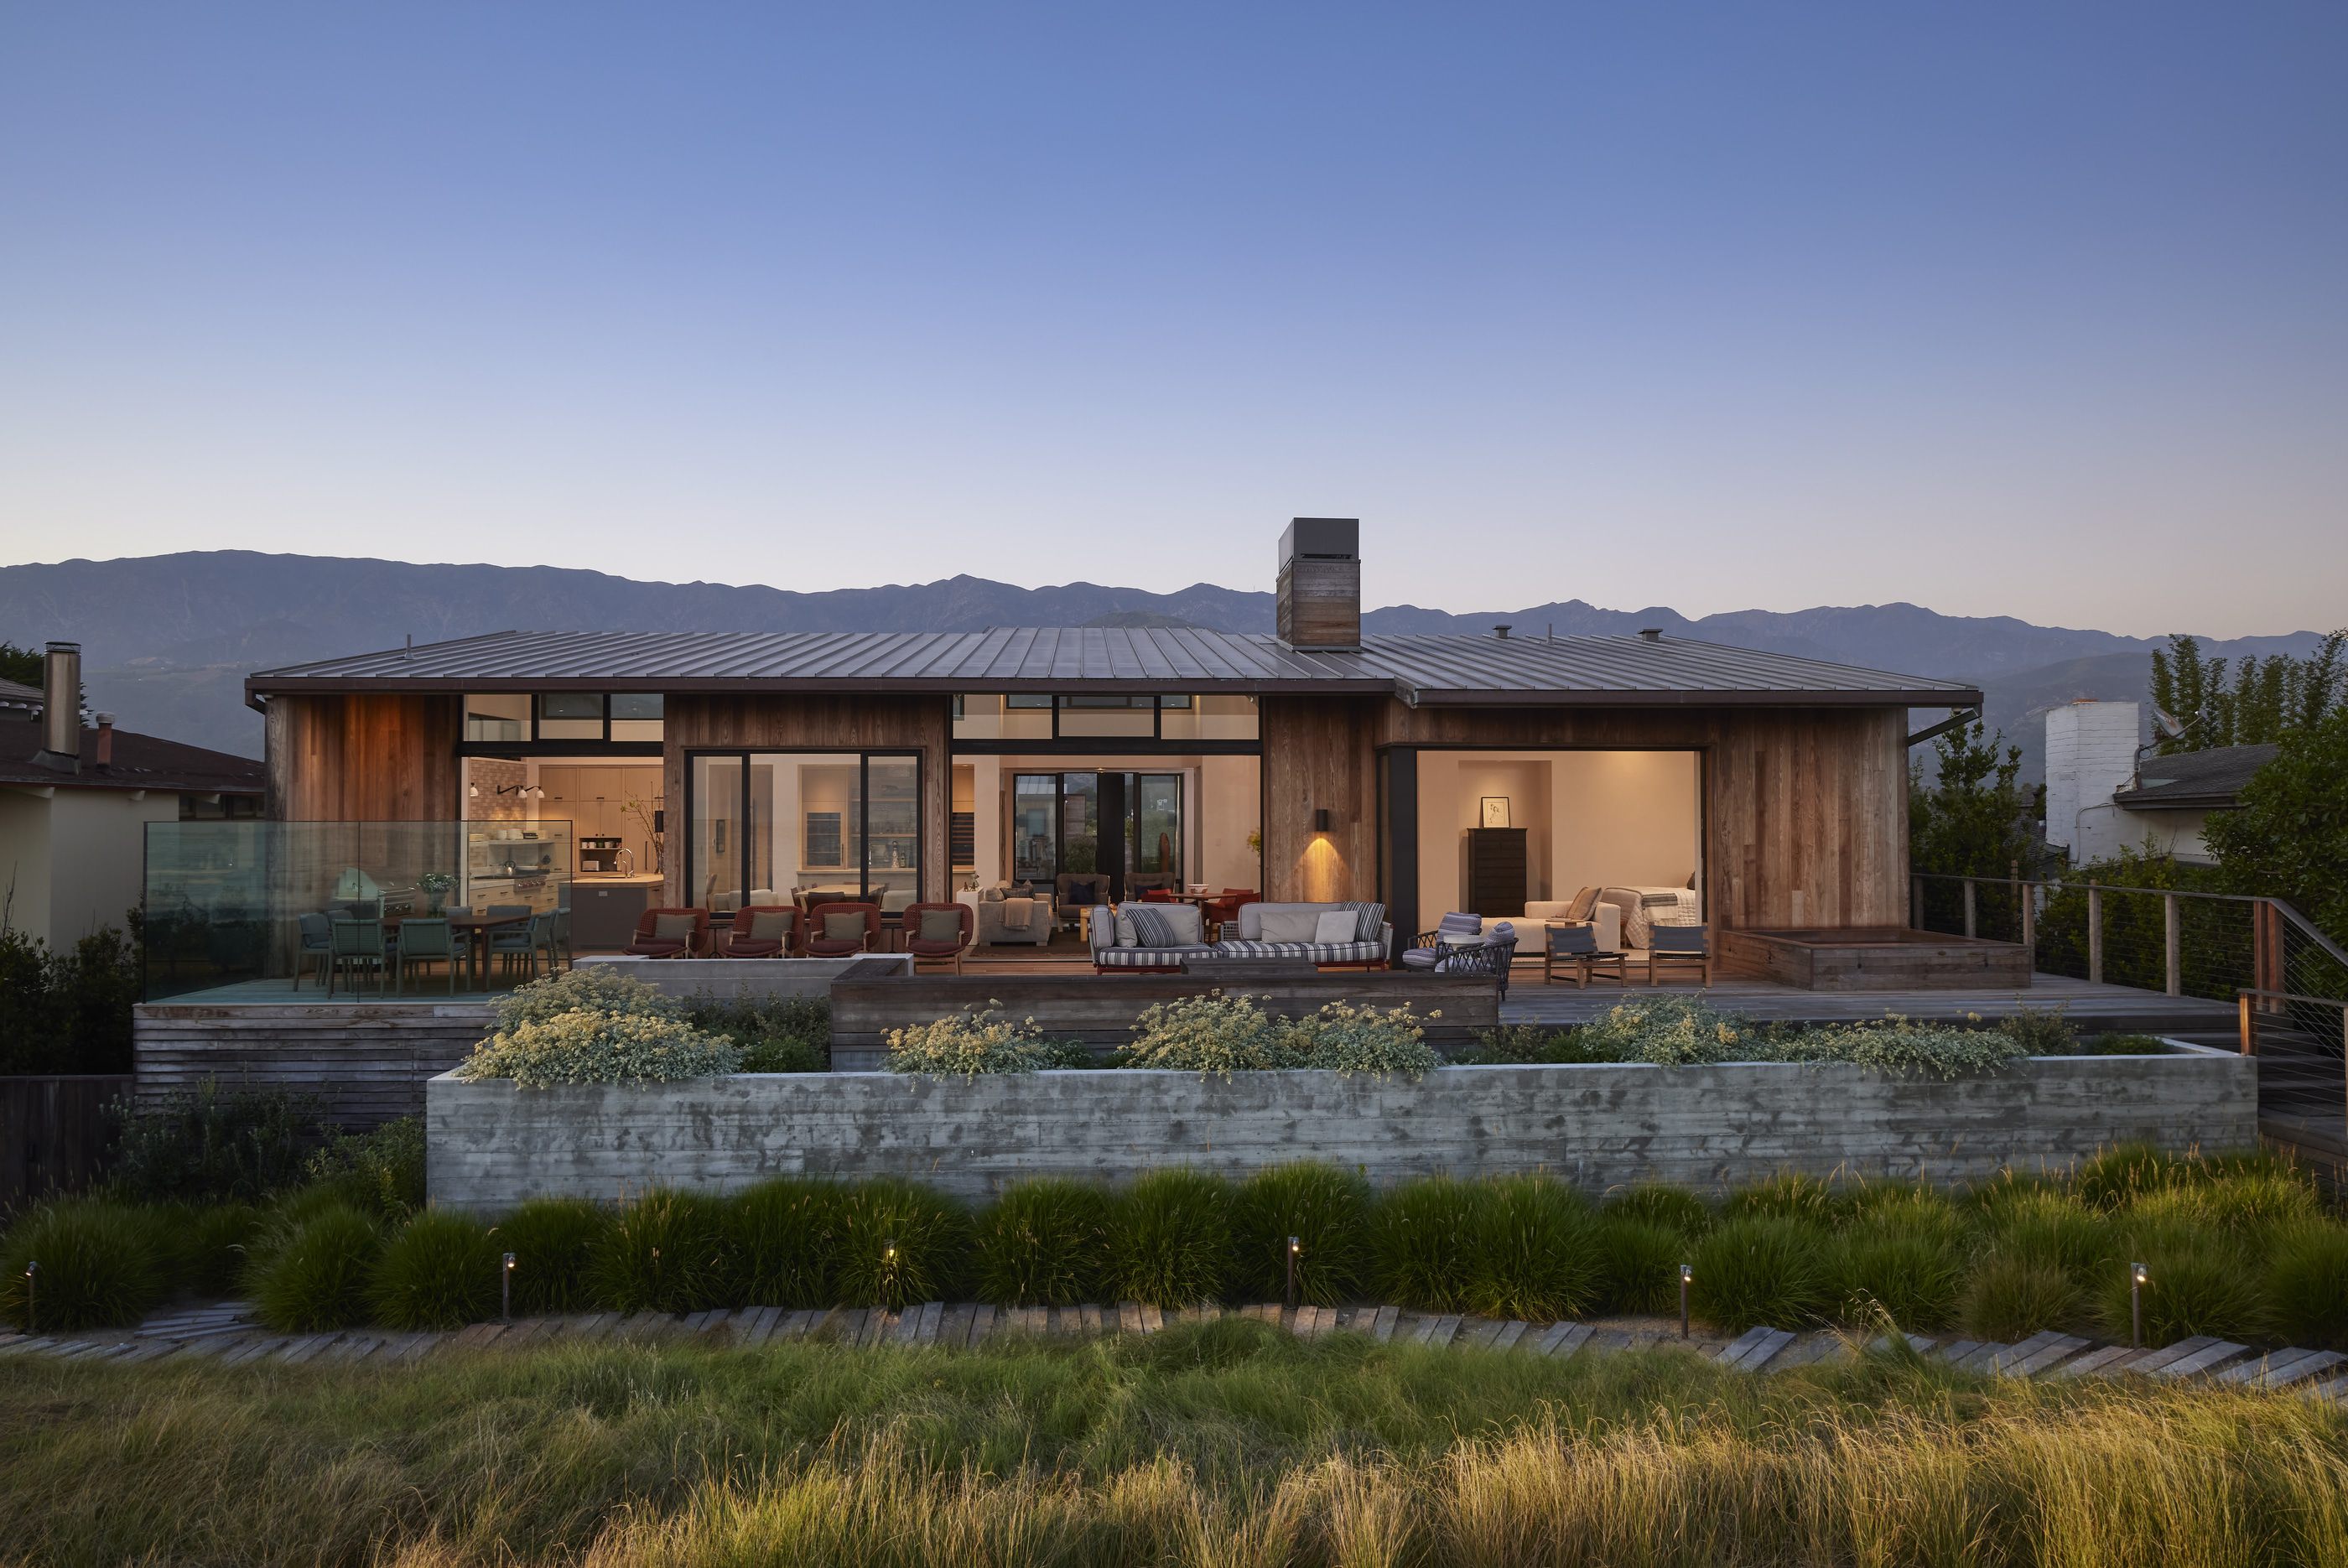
{"left": 3, "top": 3, "right": 2341, "bottom": 636}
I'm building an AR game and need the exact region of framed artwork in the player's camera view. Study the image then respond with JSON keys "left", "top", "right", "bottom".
{"left": 1480, "top": 796, "right": 1512, "bottom": 828}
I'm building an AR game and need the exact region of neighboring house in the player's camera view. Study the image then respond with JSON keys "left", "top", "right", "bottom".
{"left": 1, "top": 641, "right": 264, "bottom": 948}
{"left": 2043, "top": 698, "right": 2267, "bottom": 865}
{"left": 238, "top": 522, "right": 1982, "bottom": 948}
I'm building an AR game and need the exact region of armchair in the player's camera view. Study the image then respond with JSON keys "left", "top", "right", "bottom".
{"left": 901, "top": 901, "right": 975, "bottom": 972}
{"left": 1544, "top": 922, "right": 1626, "bottom": 988}
{"left": 1648, "top": 924, "right": 1712, "bottom": 986}
{"left": 805, "top": 901, "right": 881, "bottom": 957}
{"left": 626, "top": 906, "right": 710, "bottom": 958}
{"left": 724, "top": 905, "right": 801, "bottom": 958}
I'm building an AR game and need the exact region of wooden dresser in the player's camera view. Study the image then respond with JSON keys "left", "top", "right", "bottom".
{"left": 1466, "top": 827, "right": 1526, "bottom": 917}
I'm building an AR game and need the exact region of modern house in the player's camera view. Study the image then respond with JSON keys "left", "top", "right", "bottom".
{"left": 236, "top": 522, "right": 1981, "bottom": 956}
{"left": 3, "top": 641, "right": 264, "bottom": 948}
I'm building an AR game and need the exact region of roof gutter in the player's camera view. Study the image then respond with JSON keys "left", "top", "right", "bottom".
{"left": 1904, "top": 706, "right": 1982, "bottom": 747}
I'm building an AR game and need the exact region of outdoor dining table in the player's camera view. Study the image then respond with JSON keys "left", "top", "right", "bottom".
{"left": 385, "top": 910, "right": 532, "bottom": 991}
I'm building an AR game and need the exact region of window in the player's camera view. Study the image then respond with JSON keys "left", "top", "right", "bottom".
{"left": 609, "top": 693, "right": 664, "bottom": 741}
{"left": 465, "top": 693, "right": 532, "bottom": 742}
{"left": 690, "top": 750, "right": 922, "bottom": 917}
{"left": 952, "top": 693, "right": 1257, "bottom": 742}
{"left": 538, "top": 693, "right": 605, "bottom": 742}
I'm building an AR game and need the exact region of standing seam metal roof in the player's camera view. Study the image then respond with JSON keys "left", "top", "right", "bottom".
{"left": 246, "top": 627, "right": 1981, "bottom": 706}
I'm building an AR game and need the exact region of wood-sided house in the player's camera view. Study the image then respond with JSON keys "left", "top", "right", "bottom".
{"left": 241, "top": 522, "right": 1979, "bottom": 956}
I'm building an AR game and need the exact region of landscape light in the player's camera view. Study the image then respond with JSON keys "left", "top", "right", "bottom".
{"left": 1679, "top": 1264, "right": 1692, "bottom": 1339}
{"left": 2130, "top": 1262, "right": 2148, "bottom": 1348}
{"left": 502, "top": 1251, "right": 516, "bottom": 1323}
{"left": 1286, "top": 1236, "right": 1302, "bottom": 1312}
{"left": 23, "top": 1260, "right": 35, "bottom": 1337}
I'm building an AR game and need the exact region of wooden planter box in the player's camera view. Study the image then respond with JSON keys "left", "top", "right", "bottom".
{"left": 1717, "top": 927, "right": 2034, "bottom": 991}
{"left": 426, "top": 1045, "right": 2254, "bottom": 1210}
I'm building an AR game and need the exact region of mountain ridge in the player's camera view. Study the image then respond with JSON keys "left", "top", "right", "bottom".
{"left": 0, "top": 550, "right": 2324, "bottom": 768}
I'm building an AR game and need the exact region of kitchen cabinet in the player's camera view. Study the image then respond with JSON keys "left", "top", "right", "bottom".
{"left": 569, "top": 875, "right": 665, "bottom": 950}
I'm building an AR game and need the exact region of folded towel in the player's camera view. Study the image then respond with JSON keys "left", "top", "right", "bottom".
{"left": 1000, "top": 896, "right": 1035, "bottom": 932}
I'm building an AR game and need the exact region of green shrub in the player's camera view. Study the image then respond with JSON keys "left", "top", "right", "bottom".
{"left": 1576, "top": 995, "right": 1757, "bottom": 1066}
{"left": 0, "top": 919, "right": 139, "bottom": 1075}
{"left": 1984, "top": 1190, "right": 2111, "bottom": 1275}
{"left": 1454, "top": 1025, "right": 1626, "bottom": 1066}
{"left": 1591, "top": 1215, "right": 1688, "bottom": 1315}
{"left": 1107, "top": 1170, "right": 1234, "bottom": 1308}
{"left": 1839, "top": 1182, "right": 1968, "bottom": 1249}
{"left": 587, "top": 1189, "right": 734, "bottom": 1314}
{"left": 2097, "top": 1234, "right": 2262, "bottom": 1344}
{"left": 1828, "top": 1223, "right": 1964, "bottom": 1331}
{"left": 180, "top": 1202, "right": 265, "bottom": 1295}
{"left": 1689, "top": 1217, "right": 1831, "bottom": 1332}
{"left": 490, "top": 1198, "right": 607, "bottom": 1315}
{"left": 730, "top": 1177, "right": 844, "bottom": 1308}
{"left": 1466, "top": 1174, "right": 1597, "bottom": 1322}
{"left": 2073, "top": 1143, "right": 2179, "bottom": 1209}
{"left": 1229, "top": 1163, "right": 1370, "bottom": 1306}
{"left": 834, "top": 1178, "right": 971, "bottom": 1310}
{"left": 690, "top": 996, "right": 830, "bottom": 1072}
{"left": 1601, "top": 1182, "right": 1712, "bottom": 1237}
{"left": 1123, "top": 991, "right": 1294, "bottom": 1071}
{"left": 458, "top": 1007, "right": 741, "bottom": 1088}
{"left": 1961, "top": 1254, "right": 2085, "bottom": 1341}
{"left": 972, "top": 1178, "right": 1110, "bottom": 1307}
{"left": 1722, "top": 1171, "right": 1845, "bottom": 1226}
{"left": 489, "top": 966, "right": 685, "bottom": 1031}
{"left": 2078, "top": 1032, "right": 2171, "bottom": 1055}
{"left": 304, "top": 1118, "right": 426, "bottom": 1221}
{"left": 248, "top": 1204, "right": 383, "bottom": 1332}
{"left": 1778, "top": 1015, "right": 2029, "bottom": 1077}
{"left": 2132, "top": 1173, "right": 2321, "bottom": 1242}
{"left": 105, "top": 1080, "right": 324, "bottom": 1204}
{"left": 1995, "top": 1004, "right": 2076, "bottom": 1056}
{"left": 2263, "top": 1223, "right": 2348, "bottom": 1348}
{"left": 1369, "top": 1176, "right": 1480, "bottom": 1313}
{"left": 0, "top": 1199, "right": 169, "bottom": 1332}
{"left": 1039, "top": 1039, "right": 1097, "bottom": 1069}
{"left": 369, "top": 1209, "right": 501, "bottom": 1330}
{"left": 1280, "top": 1001, "right": 1442, "bottom": 1073}
{"left": 885, "top": 1005, "right": 1058, "bottom": 1074}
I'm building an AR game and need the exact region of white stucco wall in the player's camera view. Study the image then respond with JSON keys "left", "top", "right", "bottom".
{"left": 2044, "top": 701, "right": 2143, "bottom": 859}
{"left": 0, "top": 785, "right": 177, "bottom": 947}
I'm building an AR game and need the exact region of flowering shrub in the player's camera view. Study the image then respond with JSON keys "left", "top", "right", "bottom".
{"left": 461, "top": 968, "right": 737, "bottom": 1087}
{"left": 1124, "top": 991, "right": 1295, "bottom": 1071}
{"left": 1779, "top": 1015, "right": 2029, "bottom": 1079}
{"left": 886, "top": 1005, "right": 1059, "bottom": 1075}
{"left": 1280, "top": 999, "right": 1441, "bottom": 1073}
{"left": 1577, "top": 996, "right": 1757, "bottom": 1066}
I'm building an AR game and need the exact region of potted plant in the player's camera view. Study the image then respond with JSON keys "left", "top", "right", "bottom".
{"left": 418, "top": 871, "right": 456, "bottom": 915}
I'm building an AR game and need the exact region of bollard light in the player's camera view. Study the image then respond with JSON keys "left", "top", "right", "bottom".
{"left": 2130, "top": 1262, "right": 2148, "bottom": 1349}
{"left": 23, "top": 1260, "right": 35, "bottom": 1337}
{"left": 502, "top": 1251, "right": 516, "bottom": 1323}
{"left": 1679, "top": 1263, "right": 1692, "bottom": 1340}
{"left": 1286, "top": 1236, "right": 1302, "bottom": 1313}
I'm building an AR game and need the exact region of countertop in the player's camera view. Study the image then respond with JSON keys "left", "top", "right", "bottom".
{"left": 573, "top": 874, "right": 667, "bottom": 886}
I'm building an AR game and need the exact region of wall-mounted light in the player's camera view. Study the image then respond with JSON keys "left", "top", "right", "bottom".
{"left": 467, "top": 783, "right": 481, "bottom": 799}
{"left": 1312, "top": 808, "right": 1332, "bottom": 833}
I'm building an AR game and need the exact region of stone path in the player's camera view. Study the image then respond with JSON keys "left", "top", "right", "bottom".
{"left": 4, "top": 1305, "right": 2343, "bottom": 1397}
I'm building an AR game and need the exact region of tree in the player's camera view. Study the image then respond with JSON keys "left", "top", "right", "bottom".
{"left": 2149, "top": 631, "right": 2347, "bottom": 753}
{"left": 0, "top": 641, "right": 41, "bottom": 689}
{"left": 2203, "top": 704, "right": 2348, "bottom": 946}
{"left": 1909, "top": 715, "right": 2039, "bottom": 878}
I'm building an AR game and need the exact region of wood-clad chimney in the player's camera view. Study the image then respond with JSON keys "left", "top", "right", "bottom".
{"left": 1275, "top": 517, "right": 1361, "bottom": 651}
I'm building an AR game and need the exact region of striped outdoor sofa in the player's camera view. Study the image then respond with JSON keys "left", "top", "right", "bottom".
{"left": 1089, "top": 901, "right": 1392, "bottom": 972}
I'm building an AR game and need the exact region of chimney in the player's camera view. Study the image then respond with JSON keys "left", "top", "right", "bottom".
{"left": 1276, "top": 518, "right": 1360, "bottom": 651}
{"left": 1639, "top": 627, "right": 1663, "bottom": 641}
{"left": 1493, "top": 624, "right": 1512, "bottom": 640}
{"left": 35, "top": 641, "right": 81, "bottom": 772}
{"left": 95, "top": 713, "right": 116, "bottom": 769}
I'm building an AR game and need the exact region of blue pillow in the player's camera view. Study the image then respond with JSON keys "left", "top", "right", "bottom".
{"left": 1065, "top": 878, "right": 1099, "bottom": 906}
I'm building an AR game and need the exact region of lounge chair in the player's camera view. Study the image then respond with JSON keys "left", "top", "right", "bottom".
{"left": 1544, "top": 922, "right": 1627, "bottom": 988}
{"left": 1648, "top": 924, "right": 1712, "bottom": 986}
{"left": 723, "top": 905, "right": 801, "bottom": 958}
{"left": 806, "top": 901, "right": 881, "bottom": 957}
{"left": 626, "top": 907, "right": 710, "bottom": 958}
{"left": 901, "top": 901, "right": 975, "bottom": 972}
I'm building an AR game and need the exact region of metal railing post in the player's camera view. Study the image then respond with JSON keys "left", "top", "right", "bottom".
{"left": 2238, "top": 993, "right": 2256, "bottom": 1056}
{"left": 2020, "top": 880, "right": 2036, "bottom": 959}
{"left": 2086, "top": 882, "right": 2103, "bottom": 985}
{"left": 2164, "top": 893, "right": 2181, "bottom": 996}
{"left": 1962, "top": 879, "right": 1977, "bottom": 939}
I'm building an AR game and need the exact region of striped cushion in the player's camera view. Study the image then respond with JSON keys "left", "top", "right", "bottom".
{"left": 1124, "top": 903, "right": 1184, "bottom": 948}
{"left": 1094, "top": 946, "right": 1208, "bottom": 968}
{"left": 1208, "top": 940, "right": 1388, "bottom": 963}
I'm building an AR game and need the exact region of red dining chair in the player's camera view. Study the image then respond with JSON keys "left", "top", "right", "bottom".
{"left": 625, "top": 907, "right": 710, "bottom": 958}
{"left": 723, "top": 905, "right": 801, "bottom": 958}
{"left": 900, "top": 901, "right": 976, "bottom": 972}
{"left": 803, "top": 901, "right": 881, "bottom": 957}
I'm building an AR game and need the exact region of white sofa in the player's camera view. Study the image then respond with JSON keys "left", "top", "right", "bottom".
{"left": 1481, "top": 899, "right": 1623, "bottom": 953}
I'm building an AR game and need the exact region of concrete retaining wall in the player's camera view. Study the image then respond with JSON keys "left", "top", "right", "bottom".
{"left": 572, "top": 953, "right": 909, "bottom": 1000}
{"left": 426, "top": 1046, "right": 2257, "bottom": 1209}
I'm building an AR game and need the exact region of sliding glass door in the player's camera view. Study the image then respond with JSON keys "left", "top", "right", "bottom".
{"left": 688, "top": 750, "right": 922, "bottom": 915}
{"left": 1009, "top": 771, "right": 1182, "bottom": 898}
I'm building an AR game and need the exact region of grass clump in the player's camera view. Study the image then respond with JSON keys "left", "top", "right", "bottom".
{"left": 972, "top": 1178, "right": 1109, "bottom": 1307}
{"left": 2098, "top": 1230, "right": 2262, "bottom": 1344}
{"left": 1229, "top": 1162, "right": 1370, "bottom": 1306}
{"left": 2132, "top": 1171, "right": 2321, "bottom": 1242}
{"left": 1466, "top": 1174, "right": 1597, "bottom": 1321}
{"left": 1959, "top": 1253, "right": 2084, "bottom": 1341}
{"left": 1591, "top": 1215, "right": 1687, "bottom": 1315}
{"left": 2073, "top": 1142, "right": 2181, "bottom": 1208}
{"left": 587, "top": 1189, "right": 733, "bottom": 1314}
{"left": 1108, "top": 1169, "right": 1234, "bottom": 1307}
{"left": 369, "top": 1208, "right": 501, "bottom": 1330}
{"left": 1722, "top": 1171, "right": 1845, "bottom": 1226}
{"left": 489, "top": 1197, "right": 607, "bottom": 1315}
{"left": 833, "top": 1178, "right": 971, "bottom": 1310}
{"left": 0, "top": 1199, "right": 169, "bottom": 1332}
{"left": 167, "top": 1201, "right": 265, "bottom": 1296}
{"left": 2263, "top": 1223, "right": 2348, "bottom": 1347}
{"left": 1369, "top": 1175, "right": 1481, "bottom": 1312}
{"left": 1827, "top": 1221, "right": 1964, "bottom": 1331}
{"left": 247, "top": 1203, "right": 383, "bottom": 1332}
{"left": 1983, "top": 1188, "right": 2111, "bottom": 1275}
{"left": 1602, "top": 1181, "right": 1712, "bottom": 1237}
{"left": 730, "top": 1177, "right": 844, "bottom": 1309}
{"left": 1689, "top": 1216, "right": 1831, "bottom": 1332}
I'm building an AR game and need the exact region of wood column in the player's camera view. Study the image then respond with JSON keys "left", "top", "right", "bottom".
{"left": 1260, "top": 696, "right": 1378, "bottom": 903}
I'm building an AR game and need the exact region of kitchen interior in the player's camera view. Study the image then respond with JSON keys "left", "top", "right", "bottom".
{"left": 464, "top": 755, "right": 664, "bottom": 952}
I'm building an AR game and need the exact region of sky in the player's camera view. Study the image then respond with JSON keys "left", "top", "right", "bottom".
{"left": 2, "top": 3, "right": 2342, "bottom": 638}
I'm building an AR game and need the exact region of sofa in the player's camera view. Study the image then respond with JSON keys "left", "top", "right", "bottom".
{"left": 972, "top": 883, "right": 1054, "bottom": 946}
{"left": 1482, "top": 897, "right": 1622, "bottom": 953}
{"left": 1091, "top": 900, "right": 1391, "bottom": 971}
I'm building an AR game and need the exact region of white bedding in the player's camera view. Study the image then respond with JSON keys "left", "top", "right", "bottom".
{"left": 1608, "top": 885, "right": 1701, "bottom": 948}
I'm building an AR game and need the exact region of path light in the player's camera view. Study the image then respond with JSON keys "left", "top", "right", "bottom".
{"left": 2130, "top": 1262, "right": 2148, "bottom": 1349}
{"left": 1286, "top": 1237, "right": 1302, "bottom": 1312}
{"left": 1679, "top": 1264, "right": 1692, "bottom": 1339}
{"left": 502, "top": 1252, "right": 516, "bottom": 1323}
{"left": 22, "top": 1261, "right": 34, "bottom": 1337}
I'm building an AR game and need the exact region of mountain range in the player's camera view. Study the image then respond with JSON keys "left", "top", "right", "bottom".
{"left": 0, "top": 551, "right": 2327, "bottom": 781}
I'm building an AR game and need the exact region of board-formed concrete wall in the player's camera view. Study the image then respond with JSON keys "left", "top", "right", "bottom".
{"left": 426, "top": 1048, "right": 2256, "bottom": 1209}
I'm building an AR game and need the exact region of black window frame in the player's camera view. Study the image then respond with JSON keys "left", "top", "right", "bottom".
{"left": 684, "top": 747, "right": 925, "bottom": 913}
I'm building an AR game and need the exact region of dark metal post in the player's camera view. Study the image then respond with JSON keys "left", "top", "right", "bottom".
{"left": 23, "top": 1261, "right": 34, "bottom": 1337}
{"left": 1679, "top": 1264, "right": 1691, "bottom": 1338}
{"left": 2130, "top": 1262, "right": 2146, "bottom": 1348}
{"left": 1285, "top": 1237, "right": 1301, "bottom": 1312}
{"left": 502, "top": 1251, "right": 515, "bottom": 1323}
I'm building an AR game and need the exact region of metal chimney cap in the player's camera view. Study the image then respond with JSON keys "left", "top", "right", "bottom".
{"left": 95, "top": 712, "right": 116, "bottom": 725}
{"left": 1639, "top": 627, "right": 1664, "bottom": 641}
{"left": 46, "top": 640, "right": 81, "bottom": 653}
{"left": 1493, "top": 624, "right": 1512, "bottom": 639}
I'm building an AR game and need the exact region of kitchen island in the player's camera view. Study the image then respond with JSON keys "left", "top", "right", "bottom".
{"left": 569, "top": 873, "right": 667, "bottom": 951}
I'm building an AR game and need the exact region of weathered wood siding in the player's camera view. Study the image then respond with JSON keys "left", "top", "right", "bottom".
{"left": 1370, "top": 704, "right": 1909, "bottom": 935}
{"left": 830, "top": 971, "right": 1498, "bottom": 1068}
{"left": 133, "top": 1000, "right": 492, "bottom": 1128}
{"left": 1259, "top": 695, "right": 1379, "bottom": 903}
{"left": 427, "top": 1049, "right": 2257, "bottom": 1209}
{"left": 266, "top": 693, "right": 464, "bottom": 821}
{"left": 1, "top": 1075, "right": 132, "bottom": 1211}
{"left": 661, "top": 693, "right": 953, "bottom": 909}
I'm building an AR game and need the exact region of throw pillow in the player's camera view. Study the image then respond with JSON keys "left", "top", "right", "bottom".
{"left": 1313, "top": 910, "right": 1358, "bottom": 945}
{"left": 746, "top": 911, "right": 795, "bottom": 941}
{"left": 1256, "top": 906, "right": 1322, "bottom": 943}
{"left": 917, "top": 908, "right": 963, "bottom": 943}
{"left": 1065, "top": 878, "right": 1099, "bottom": 907}
{"left": 1569, "top": 886, "right": 1600, "bottom": 920}
{"left": 823, "top": 911, "right": 866, "bottom": 942}
{"left": 652, "top": 913, "right": 697, "bottom": 942}
{"left": 1122, "top": 903, "right": 1184, "bottom": 948}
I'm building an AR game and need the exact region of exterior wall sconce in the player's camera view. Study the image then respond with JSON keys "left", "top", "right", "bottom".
{"left": 1312, "top": 808, "right": 1332, "bottom": 833}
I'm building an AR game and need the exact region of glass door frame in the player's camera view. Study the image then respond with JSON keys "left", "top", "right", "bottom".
{"left": 1006, "top": 769, "right": 1183, "bottom": 903}
{"left": 683, "top": 747, "right": 924, "bottom": 916}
